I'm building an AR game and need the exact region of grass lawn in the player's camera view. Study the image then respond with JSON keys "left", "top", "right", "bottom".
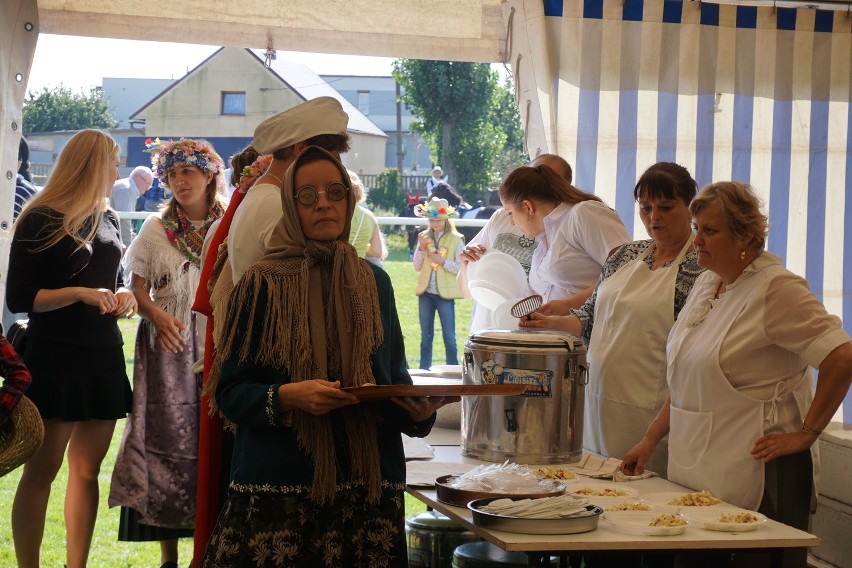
{"left": 0, "top": 235, "right": 470, "bottom": 566}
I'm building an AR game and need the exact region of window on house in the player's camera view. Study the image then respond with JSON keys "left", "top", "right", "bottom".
{"left": 222, "top": 92, "right": 246, "bottom": 115}
{"left": 357, "top": 91, "right": 370, "bottom": 114}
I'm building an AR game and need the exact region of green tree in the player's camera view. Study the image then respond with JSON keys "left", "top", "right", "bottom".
{"left": 393, "top": 60, "right": 503, "bottom": 203}
{"left": 491, "top": 78, "right": 529, "bottom": 184}
{"left": 23, "top": 85, "right": 117, "bottom": 133}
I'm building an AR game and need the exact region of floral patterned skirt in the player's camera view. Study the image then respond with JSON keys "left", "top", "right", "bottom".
{"left": 197, "top": 484, "right": 408, "bottom": 568}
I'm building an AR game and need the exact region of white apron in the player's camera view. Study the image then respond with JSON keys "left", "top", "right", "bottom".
{"left": 666, "top": 263, "right": 813, "bottom": 510}
{"left": 583, "top": 237, "right": 692, "bottom": 475}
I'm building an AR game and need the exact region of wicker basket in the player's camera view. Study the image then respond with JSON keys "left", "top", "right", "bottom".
{"left": 0, "top": 396, "right": 44, "bottom": 477}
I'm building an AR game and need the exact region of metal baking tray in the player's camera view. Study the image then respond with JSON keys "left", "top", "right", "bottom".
{"left": 435, "top": 474, "right": 566, "bottom": 508}
{"left": 468, "top": 497, "right": 603, "bottom": 535}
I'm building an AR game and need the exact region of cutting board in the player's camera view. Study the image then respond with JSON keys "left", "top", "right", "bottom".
{"left": 343, "top": 383, "right": 527, "bottom": 401}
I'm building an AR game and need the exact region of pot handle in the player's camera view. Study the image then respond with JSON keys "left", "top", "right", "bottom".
{"left": 564, "top": 359, "right": 589, "bottom": 385}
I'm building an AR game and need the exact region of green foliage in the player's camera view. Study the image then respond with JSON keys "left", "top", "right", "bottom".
{"left": 393, "top": 60, "right": 502, "bottom": 203}
{"left": 368, "top": 168, "right": 403, "bottom": 211}
{"left": 393, "top": 61, "right": 528, "bottom": 203}
{"left": 22, "top": 84, "right": 117, "bottom": 133}
{"left": 491, "top": 78, "right": 529, "bottom": 182}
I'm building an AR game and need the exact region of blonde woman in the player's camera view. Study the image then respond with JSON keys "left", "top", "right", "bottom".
{"left": 7, "top": 129, "right": 138, "bottom": 568}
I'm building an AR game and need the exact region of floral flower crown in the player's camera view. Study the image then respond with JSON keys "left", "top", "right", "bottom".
{"left": 152, "top": 138, "right": 224, "bottom": 185}
{"left": 414, "top": 197, "right": 459, "bottom": 219}
{"left": 236, "top": 154, "right": 273, "bottom": 194}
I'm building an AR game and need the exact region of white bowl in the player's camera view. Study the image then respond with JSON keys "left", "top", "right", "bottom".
{"left": 466, "top": 251, "right": 527, "bottom": 309}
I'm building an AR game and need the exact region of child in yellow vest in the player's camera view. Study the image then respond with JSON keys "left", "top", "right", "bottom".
{"left": 412, "top": 197, "right": 465, "bottom": 369}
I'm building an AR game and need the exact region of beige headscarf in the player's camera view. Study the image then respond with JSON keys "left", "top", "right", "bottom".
{"left": 209, "top": 146, "right": 384, "bottom": 504}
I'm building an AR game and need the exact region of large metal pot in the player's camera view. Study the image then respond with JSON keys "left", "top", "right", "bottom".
{"left": 405, "top": 510, "right": 481, "bottom": 568}
{"left": 461, "top": 329, "right": 588, "bottom": 464}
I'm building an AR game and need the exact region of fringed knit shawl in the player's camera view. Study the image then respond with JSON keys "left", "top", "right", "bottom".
{"left": 207, "top": 147, "right": 385, "bottom": 505}
{"left": 124, "top": 214, "right": 207, "bottom": 346}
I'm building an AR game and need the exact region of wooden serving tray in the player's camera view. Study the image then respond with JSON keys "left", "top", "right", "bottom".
{"left": 343, "top": 383, "right": 527, "bottom": 401}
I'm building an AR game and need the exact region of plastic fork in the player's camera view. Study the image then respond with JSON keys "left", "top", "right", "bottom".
{"left": 510, "top": 294, "right": 543, "bottom": 319}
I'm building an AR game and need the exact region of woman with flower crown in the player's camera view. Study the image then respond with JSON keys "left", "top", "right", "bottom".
{"left": 109, "top": 138, "right": 226, "bottom": 568}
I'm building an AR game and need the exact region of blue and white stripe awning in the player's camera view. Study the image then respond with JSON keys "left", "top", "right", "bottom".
{"left": 505, "top": 0, "right": 852, "bottom": 422}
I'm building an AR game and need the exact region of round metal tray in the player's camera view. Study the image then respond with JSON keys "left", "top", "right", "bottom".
{"left": 435, "top": 474, "right": 565, "bottom": 508}
{"left": 468, "top": 497, "right": 602, "bottom": 535}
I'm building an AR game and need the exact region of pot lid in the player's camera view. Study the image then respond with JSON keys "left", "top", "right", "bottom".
{"left": 406, "top": 510, "right": 468, "bottom": 530}
{"left": 468, "top": 328, "right": 580, "bottom": 350}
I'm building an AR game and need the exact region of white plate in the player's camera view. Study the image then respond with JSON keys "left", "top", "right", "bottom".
{"left": 604, "top": 511, "right": 690, "bottom": 536}
{"left": 641, "top": 491, "right": 724, "bottom": 508}
{"left": 564, "top": 481, "right": 640, "bottom": 500}
{"left": 685, "top": 507, "right": 767, "bottom": 532}
{"left": 599, "top": 498, "right": 656, "bottom": 513}
{"left": 429, "top": 364, "right": 462, "bottom": 377}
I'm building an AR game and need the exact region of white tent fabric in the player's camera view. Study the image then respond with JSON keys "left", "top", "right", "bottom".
{"left": 504, "top": 0, "right": 851, "bottom": 422}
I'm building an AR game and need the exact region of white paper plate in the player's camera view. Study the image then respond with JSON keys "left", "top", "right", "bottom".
{"left": 604, "top": 511, "right": 690, "bottom": 536}
{"left": 684, "top": 507, "right": 767, "bottom": 532}
{"left": 564, "top": 481, "right": 641, "bottom": 500}
{"left": 428, "top": 364, "right": 463, "bottom": 378}
{"left": 600, "top": 499, "right": 656, "bottom": 513}
{"left": 641, "top": 491, "right": 724, "bottom": 508}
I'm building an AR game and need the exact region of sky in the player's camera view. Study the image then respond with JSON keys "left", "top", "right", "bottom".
{"left": 26, "top": 34, "right": 399, "bottom": 94}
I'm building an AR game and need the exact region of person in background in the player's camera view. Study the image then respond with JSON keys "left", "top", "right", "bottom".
{"left": 17, "top": 135, "right": 33, "bottom": 183}
{"left": 14, "top": 137, "right": 38, "bottom": 222}
{"left": 7, "top": 129, "right": 138, "bottom": 568}
{"left": 413, "top": 197, "right": 465, "bottom": 370}
{"left": 347, "top": 170, "right": 387, "bottom": 267}
{"left": 110, "top": 165, "right": 154, "bottom": 247}
{"left": 457, "top": 154, "right": 573, "bottom": 332}
{"left": 497, "top": 163, "right": 630, "bottom": 306}
{"left": 109, "top": 139, "right": 226, "bottom": 568}
{"left": 228, "top": 96, "right": 351, "bottom": 282}
{"left": 197, "top": 146, "right": 454, "bottom": 567}
{"left": 425, "top": 165, "right": 445, "bottom": 192}
{"left": 622, "top": 181, "right": 852, "bottom": 568}
{"left": 523, "top": 162, "right": 703, "bottom": 477}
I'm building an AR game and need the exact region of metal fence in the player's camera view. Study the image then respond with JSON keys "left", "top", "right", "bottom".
{"left": 358, "top": 174, "right": 432, "bottom": 195}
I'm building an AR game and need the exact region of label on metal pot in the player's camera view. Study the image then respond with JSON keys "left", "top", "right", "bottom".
{"left": 480, "top": 359, "right": 552, "bottom": 397}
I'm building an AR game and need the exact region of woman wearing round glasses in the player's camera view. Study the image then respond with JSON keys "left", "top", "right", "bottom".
{"left": 197, "top": 146, "right": 455, "bottom": 567}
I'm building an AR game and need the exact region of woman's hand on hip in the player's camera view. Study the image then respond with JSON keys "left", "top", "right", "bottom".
{"left": 750, "top": 432, "right": 815, "bottom": 463}
{"left": 280, "top": 380, "right": 359, "bottom": 415}
{"left": 78, "top": 287, "right": 120, "bottom": 314}
{"left": 151, "top": 309, "right": 188, "bottom": 353}
{"left": 393, "top": 395, "right": 460, "bottom": 423}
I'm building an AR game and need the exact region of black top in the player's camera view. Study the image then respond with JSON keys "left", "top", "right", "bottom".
{"left": 7, "top": 206, "right": 124, "bottom": 347}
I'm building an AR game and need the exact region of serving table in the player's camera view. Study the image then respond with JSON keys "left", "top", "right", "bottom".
{"left": 406, "top": 429, "right": 820, "bottom": 567}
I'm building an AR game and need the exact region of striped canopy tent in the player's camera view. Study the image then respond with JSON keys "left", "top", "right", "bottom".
{"left": 504, "top": 0, "right": 852, "bottom": 422}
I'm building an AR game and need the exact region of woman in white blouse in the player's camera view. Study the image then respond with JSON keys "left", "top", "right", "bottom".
{"left": 622, "top": 181, "right": 852, "bottom": 568}
{"left": 497, "top": 165, "right": 630, "bottom": 307}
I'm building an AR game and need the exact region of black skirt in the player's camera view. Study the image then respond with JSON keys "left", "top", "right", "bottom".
{"left": 118, "top": 506, "right": 194, "bottom": 542}
{"left": 24, "top": 338, "right": 132, "bottom": 421}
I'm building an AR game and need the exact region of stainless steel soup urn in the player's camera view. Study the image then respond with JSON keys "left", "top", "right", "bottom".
{"left": 461, "top": 329, "right": 588, "bottom": 464}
